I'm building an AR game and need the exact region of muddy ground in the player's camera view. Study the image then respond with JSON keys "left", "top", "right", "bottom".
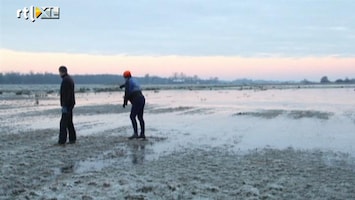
{"left": 1, "top": 128, "right": 354, "bottom": 200}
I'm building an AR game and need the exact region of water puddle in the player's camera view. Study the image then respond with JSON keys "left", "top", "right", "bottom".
{"left": 53, "top": 137, "right": 169, "bottom": 175}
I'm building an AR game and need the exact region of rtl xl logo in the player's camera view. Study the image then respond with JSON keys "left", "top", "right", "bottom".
{"left": 17, "top": 6, "right": 60, "bottom": 22}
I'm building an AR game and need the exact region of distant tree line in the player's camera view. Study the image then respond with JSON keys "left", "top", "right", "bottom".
{"left": 0, "top": 73, "right": 121, "bottom": 84}
{"left": 0, "top": 72, "right": 220, "bottom": 85}
{"left": 0, "top": 72, "right": 354, "bottom": 85}
{"left": 320, "top": 76, "right": 355, "bottom": 84}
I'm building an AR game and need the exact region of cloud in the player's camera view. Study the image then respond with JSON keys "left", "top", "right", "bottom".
{"left": 1, "top": 0, "right": 355, "bottom": 57}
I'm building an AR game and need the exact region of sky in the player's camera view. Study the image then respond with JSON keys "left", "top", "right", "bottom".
{"left": 1, "top": 0, "right": 355, "bottom": 81}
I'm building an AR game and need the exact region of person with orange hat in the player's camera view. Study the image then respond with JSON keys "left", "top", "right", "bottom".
{"left": 121, "top": 70, "right": 146, "bottom": 139}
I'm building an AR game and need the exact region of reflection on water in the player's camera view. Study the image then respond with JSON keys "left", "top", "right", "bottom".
{"left": 128, "top": 140, "right": 148, "bottom": 165}
{"left": 74, "top": 159, "right": 114, "bottom": 174}
{"left": 53, "top": 140, "right": 151, "bottom": 175}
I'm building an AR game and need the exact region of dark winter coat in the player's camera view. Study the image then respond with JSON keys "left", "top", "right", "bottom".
{"left": 60, "top": 74, "right": 76, "bottom": 108}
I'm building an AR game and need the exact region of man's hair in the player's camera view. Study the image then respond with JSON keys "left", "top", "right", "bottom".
{"left": 59, "top": 66, "right": 68, "bottom": 73}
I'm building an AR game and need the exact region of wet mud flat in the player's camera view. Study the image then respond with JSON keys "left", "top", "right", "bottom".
{"left": 1, "top": 87, "right": 355, "bottom": 199}
{"left": 1, "top": 129, "right": 355, "bottom": 200}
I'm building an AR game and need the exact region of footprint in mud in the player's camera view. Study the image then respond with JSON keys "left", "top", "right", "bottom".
{"left": 60, "top": 164, "right": 75, "bottom": 173}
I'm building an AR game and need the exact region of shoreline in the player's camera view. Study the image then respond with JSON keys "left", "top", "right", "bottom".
{"left": 0, "top": 83, "right": 354, "bottom": 96}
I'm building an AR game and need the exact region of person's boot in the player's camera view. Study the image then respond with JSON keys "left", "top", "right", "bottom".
{"left": 128, "top": 133, "right": 138, "bottom": 140}
{"left": 138, "top": 133, "right": 146, "bottom": 140}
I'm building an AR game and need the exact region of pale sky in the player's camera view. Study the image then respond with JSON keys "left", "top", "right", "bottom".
{"left": 1, "top": 0, "right": 355, "bottom": 81}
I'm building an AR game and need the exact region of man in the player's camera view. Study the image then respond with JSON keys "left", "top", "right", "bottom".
{"left": 121, "top": 70, "right": 146, "bottom": 139}
{"left": 58, "top": 66, "right": 76, "bottom": 145}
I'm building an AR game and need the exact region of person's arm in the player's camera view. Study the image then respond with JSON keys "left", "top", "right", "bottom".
{"left": 60, "top": 78, "right": 71, "bottom": 113}
{"left": 60, "top": 80, "right": 68, "bottom": 107}
{"left": 123, "top": 80, "right": 130, "bottom": 107}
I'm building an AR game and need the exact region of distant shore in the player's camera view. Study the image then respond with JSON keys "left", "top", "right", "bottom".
{"left": 1, "top": 83, "right": 354, "bottom": 97}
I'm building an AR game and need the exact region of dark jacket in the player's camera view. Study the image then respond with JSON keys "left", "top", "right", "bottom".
{"left": 60, "top": 74, "right": 76, "bottom": 108}
{"left": 124, "top": 77, "right": 143, "bottom": 105}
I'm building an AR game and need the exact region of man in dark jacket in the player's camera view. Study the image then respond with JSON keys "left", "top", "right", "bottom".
{"left": 58, "top": 66, "right": 76, "bottom": 145}
{"left": 121, "top": 70, "right": 146, "bottom": 139}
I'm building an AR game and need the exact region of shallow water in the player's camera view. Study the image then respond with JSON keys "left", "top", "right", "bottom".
{"left": 1, "top": 86, "right": 355, "bottom": 156}
{"left": 2, "top": 85, "right": 355, "bottom": 199}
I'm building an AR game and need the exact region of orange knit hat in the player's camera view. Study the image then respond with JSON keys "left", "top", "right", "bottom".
{"left": 123, "top": 70, "right": 131, "bottom": 78}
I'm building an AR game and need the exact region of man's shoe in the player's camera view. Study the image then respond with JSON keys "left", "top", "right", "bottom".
{"left": 68, "top": 141, "right": 76, "bottom": 144}
{"left": 56, "top": 143, "right": 66, "bottom": 147}
{"left": 138, "top": 135, "right": 146, "bottom": 140}
{"left": 128, "top": 134, "right": 138, "bottom": 140}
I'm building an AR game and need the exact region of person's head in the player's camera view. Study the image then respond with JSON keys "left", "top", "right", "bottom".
{"left": 59, "top": 66, "right": 68, "bottom": 77}
{"left": 123, "top": 70, "right": 132, "bottom": 79}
